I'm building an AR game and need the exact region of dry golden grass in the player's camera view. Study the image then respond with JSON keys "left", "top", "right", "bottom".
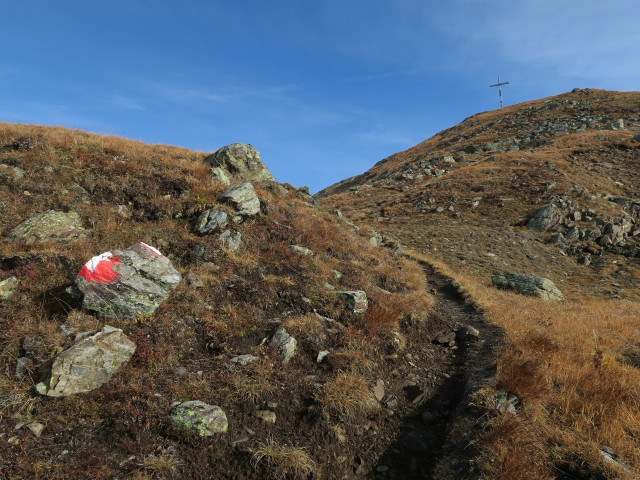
{"left": 253, "top": 440, "right": 316, "bottom": 480}
{"left": 408, "top": 251, "right": 640, "bottom": 479}
{"left": 315, "top": 372, "right": 379, "bottom": 417}
{"left": 139, "top": 454, "right": 181, "bottom": 478}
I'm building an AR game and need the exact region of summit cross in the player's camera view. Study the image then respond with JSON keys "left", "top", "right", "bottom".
{"left": 489, "top": 76, "right": 509, "bottom": 108}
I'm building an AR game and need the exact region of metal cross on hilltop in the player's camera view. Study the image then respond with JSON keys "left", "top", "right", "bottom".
{"left": 489, "top": 76, "right": 509, "bottom": 108}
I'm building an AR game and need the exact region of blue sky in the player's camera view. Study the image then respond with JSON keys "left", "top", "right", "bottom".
{"left": 2, "top": 1, "right": 639, "bottom": 192}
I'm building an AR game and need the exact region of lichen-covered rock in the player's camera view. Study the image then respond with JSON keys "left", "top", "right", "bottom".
{"left": 71, "top": 242, "right": 182, "bottom": 319}
{"left": 0, "top": 276, "right": 19, "bottom": 301}
{"left": 204, "top": 143, "right": 274, "bottom": 183}
{"left": 337, "top": 290, "right": 368, "bottom": 313}
{"left": 169, "top": 401, "right": 228, "bottom": 436}
{"left": 220, "top": 182, "right": 261, "bottom": 216}
{"left": 36, "top": 326, "right": 135, "bottom": 397}
{"left": 526, "top": 204, "right": 564, "bottom": 232}
{"left": 491, "top": 272, "right": 564, "bottom": 301}
{"left": 194, "top": 208, "right": 228, "bottom": 235}
{"left": 219, "top": 230, "right": 242, "bottom": 251}
{"left": 270, "top": 326, "right": 297, "bottom": 364}
{"left": 7, "top": 210, "right": 87, "bottom": 244}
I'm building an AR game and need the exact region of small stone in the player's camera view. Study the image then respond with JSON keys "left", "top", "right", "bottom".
{"left": 0, "top": 276, "right": 19, "bottom": 301}
{"left": 270, "top": 327, "right": 297, "bottom": 364}
{"left": 373, "top": 379, "right": 385, "bottom": 402}
{"left": 174, "top": 366, "right": 187, "bottom": 375}
{"left": 434, "top": 331, "right": 456, "bottom": 346}
{"left": 15, "top": 357, "right": 33, "bottom": 379}
{"left": 8, "top": 436, "right": 20, "bottom": 445}
{"left": 220, "top": 230, "right": 242, "bottom": 251}
{"left": 194, "top": 208, "right": 228, "bottom": 235}
{"left": 169, "top": 400, "right": 228, "bottom": 435}
{"left": 26, "top": 422, "right": 44, "bottom": 438}
{"left": 376, "top": 465, "right": 389, "bottom": 473}
{"left": 317, "top": 351, "right": 330, "bottom": 363}
{"left": 337, "top": 290, "right": 368, "bottom": 313}
{"left": 289, "top": 245, "right": 313, "bottom": 256}
{"left": 254, "top": 410, "right": 276, "bottom": 424}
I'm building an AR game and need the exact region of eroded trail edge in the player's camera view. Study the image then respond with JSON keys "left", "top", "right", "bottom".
{"left": 366, "top": 262, "right": 503, "bottom": 480}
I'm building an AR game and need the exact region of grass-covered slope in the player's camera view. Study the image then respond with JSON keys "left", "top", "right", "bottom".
{"left": 321, "top": 89, "right": 640, "bottom": 479}
{"left": 0, "top": 123, "right": 432, "bottom": 479}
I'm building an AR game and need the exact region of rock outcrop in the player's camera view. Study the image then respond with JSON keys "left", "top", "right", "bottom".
{"left": 71, "top": 242, "right": 182, "bottom": 319}
{"left": 337, "top": 290, "right": 369, "bottom": 313}
{"left": 491, "top": 273, "right": 564, "bottom": 301}
{"left": 36, "top": 326, "right": 136, "bottom": 397}
{"left": 204, "top": 143, "right": 274, "bottom": 183}
{"left": 194, "top": 208, "right": 228, "bottom": 235}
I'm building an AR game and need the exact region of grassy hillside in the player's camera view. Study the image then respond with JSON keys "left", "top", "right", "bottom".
{"left": 320, "top": 89, "right": 640, "bottom": 479}
{"left": 0, "top": 123, "right": 432, "bottom": 479}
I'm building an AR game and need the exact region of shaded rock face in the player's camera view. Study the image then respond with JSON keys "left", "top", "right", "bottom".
{"left": 169, "top": 401, "right": 228, "bottom": 436}
{"left": 36, "top": 326, "right": 135, "bottom": 397}
{"left": 194, "top": 208, "right": 228, "bottom": 235}
{"left": 7, "top": 210, "right": 87, "bottom": 244}
{"left": 220, "top": 182, "right": 261, "bottom": 216}
{"left": 527, "top": 204, "right": 564, "bottom": 232}
{"left": 491, "top": 273, "right": 564, "bottom": 301}
{"left": 337, "top": 290, "right": 368, "bottom": 313}
{"left": 73, "top": 242, "right": 182, "bottom": 319}
{"left": 204, "top": 143, "right": 275, "bottom": 183}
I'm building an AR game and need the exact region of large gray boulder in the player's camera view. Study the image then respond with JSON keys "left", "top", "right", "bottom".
{"left": 204, "top": 143, "right": 274, "bottom": 183}
{"left": 36, "top": 326, "right": 135, "bottom": 397}
{"left": 220, "top": 182, "right": 261, "bottom": 216}
{"left": 169, "top": 401, "right": 228, "bottom": 436}
{"left": 72, "top": 242, "right": 182, "bottom": 319}
{"left": 194, "top": 208, "right": 228, "bottom": 235}
{"left": 7, "top": 210, "right": 87, "bottom": 244}
{"left": 491, "top": 273, "right": 564, "bottom": 301}
{"left": 526, "top": 205, "right": 564, "bottom": 232}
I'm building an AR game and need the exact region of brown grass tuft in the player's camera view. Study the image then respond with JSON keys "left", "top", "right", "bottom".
{"left": 253, "top": 440, "right": 316, "bottom": 480}
{"left": 315, "top": 372, "right": 379, "bottom": 417}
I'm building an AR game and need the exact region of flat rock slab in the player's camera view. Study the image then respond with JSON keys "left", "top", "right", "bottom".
{"left": 169, "top": 400, "right": 228, "bottom": 436}
{"left": 36, "top": 326, "right": 135, "bottom": 397}
{"left": 7, "top": 210, "right": 87, "bottom": 244}
{"left": 491, "top": 272, "right": 564, "bottom": 301}
{"left": 73, "top": 242, "right": 182, "bottom": 319}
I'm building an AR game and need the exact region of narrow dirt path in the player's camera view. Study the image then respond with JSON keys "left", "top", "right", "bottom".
{"left": 366, "top": 262, "right": 503, "bottom": 480}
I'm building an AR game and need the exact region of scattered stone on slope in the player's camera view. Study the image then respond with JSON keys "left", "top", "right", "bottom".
{"left": 230, "top": 354, "right": 259, "bottom": 366}
{"left": 15, "top": 357, "right": 33, "bottom": 379}
{"left": 194, "top": 208, "right": 228, "bottom": 235}
{"left": 337, "top": 290, "right": 368, "bottom": 313}
{"left": 70, "top": 242, "right": 182, "bottom": 320}
{"left": 491, "top": 272, "right": 564, "bottom": 301}
{"left": 526, "top": 204, "right": 564, "bottom": 232}
{"left": 255, "top": 410, "right": 277, "bottom": 424}
{"left": 7, "top": 210, "right": 87, "bottom": 244}
{"left": 434, "top": 330, "right": 456, "bottom": 346}
{"left": 220, "top": 230, "right": 242, "bottom": 251}
{"left": 169, "top": 401, "right": 228, "bottom": 436}
{"left": 270, "top": 326, "right": 297, "bottom": 364}
{"left": 204, "top": 143, "right": 274, "bottom": 183}
{"left": 35, "top": 326, "right": 136, "bottom": 397}
{"left": 0, "top": 276, "right": 19, "bottom": 301}
{"left": 220, "top": 182, "right": 261, "bottom": 216}
{"left": 289, "top": 245, "right": 313, "bottom": 256}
